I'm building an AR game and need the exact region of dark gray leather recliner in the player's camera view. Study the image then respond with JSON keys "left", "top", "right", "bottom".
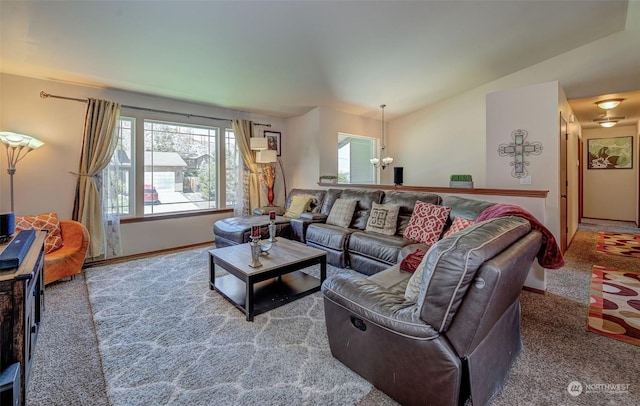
{"left": 321, "top": 217, "right": 543, "bottom": 406}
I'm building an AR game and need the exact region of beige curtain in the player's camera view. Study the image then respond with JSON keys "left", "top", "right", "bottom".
{"left": 232, "top": 119, "right": 261, "bottom": 213}
{"left": 72, "top": 98, "right": 121, "bottom": 258}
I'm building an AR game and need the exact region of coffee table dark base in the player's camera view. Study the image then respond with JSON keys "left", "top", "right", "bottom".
{"left": 213, "top": 271, "right": 321, "bottom": 320}
{"left": 209, "top": 247, "right": 327, "bottom": 321}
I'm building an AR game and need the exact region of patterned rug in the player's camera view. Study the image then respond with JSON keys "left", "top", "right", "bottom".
{"left": 588, "top": 265, "right": 640, "bottom": 346}
{"left": 85, "top": 249, "right": 375, "bottom": 405}
{"left": 596, "top": 231, "right": 640, "bottom": 258}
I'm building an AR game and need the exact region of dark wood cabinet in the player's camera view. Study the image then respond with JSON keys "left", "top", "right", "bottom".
{"left": 0, "top": 232, "right": 46, "bottom": 406}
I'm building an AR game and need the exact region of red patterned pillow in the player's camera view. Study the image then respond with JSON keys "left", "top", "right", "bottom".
{"left": 443, "top": 217, "right": 475, "bottom": 238}
{"left": 400, "top": 249, "right": 426, "bottom": 273}
{"left": 15, "top": 212, "right": 64, "bottom": 254}
{"left": 403, "top": 201, "right": 451, "bottom": 245}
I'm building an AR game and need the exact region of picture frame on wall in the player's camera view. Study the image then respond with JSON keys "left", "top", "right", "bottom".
{"left": 264, "top": 131, "right": 281, "bottom": 156}
{"left": 587, "top": 136, "right": 633, "bottom": 169}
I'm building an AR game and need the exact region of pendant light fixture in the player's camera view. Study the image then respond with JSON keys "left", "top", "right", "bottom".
{"left": 370, "top": 104, "right": 393, "bottom": 170}
{"left": 595, "top": 99, "right": 623, "bottom": 110}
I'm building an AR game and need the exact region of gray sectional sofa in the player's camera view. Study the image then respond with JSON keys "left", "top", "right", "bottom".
{"left": 322, "top": 216, "right": 543, "bottom": 406}
{"left": 213, "top": 187, "right": 503, "bottom": 274}
{"left": 212, "top": 187, "right": 560, "bottom": 405}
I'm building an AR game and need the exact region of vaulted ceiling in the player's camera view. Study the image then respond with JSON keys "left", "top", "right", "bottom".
{"left": 1, "top": 1, "right": 638, "bottom": 124}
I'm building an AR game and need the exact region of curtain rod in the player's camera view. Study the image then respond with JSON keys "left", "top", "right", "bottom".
{"left": 39, "top": 91, "right": 271, "bottom": 127}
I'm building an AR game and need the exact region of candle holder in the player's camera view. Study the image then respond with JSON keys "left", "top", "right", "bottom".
{"left": 268, "top": 221, "right": 277, "bottom": 243}
{"left": 268, "top": 210, "right": 277, "bottom": 242}
{"left": 249, "top": 235, "right": 262, "bottom": 268}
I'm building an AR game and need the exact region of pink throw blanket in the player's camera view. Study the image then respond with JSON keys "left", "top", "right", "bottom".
{"left": 475, "top": 204, "right": 564, "bottom": 269}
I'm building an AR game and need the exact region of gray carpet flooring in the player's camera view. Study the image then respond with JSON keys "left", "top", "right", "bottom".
{"left": 27, "top": 227, "right": 640, "bottom": 405}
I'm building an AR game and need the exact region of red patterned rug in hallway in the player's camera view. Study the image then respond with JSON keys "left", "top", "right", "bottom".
{"left": 596, "top": 231, "right": 640, "bottom": 259}
{"left": 588, "top": 265, "right": 640, "bottom": 347}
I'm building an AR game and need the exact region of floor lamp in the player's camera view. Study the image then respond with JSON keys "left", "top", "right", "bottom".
{"left": 250, "top": 137, "right": 287, "bottom": 205}
{"left": 0, "top": 132, "right": 45, "bottom": 212}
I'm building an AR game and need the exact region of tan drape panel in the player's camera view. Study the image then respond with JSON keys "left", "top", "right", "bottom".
{"left": 72, "top": 98, "right": 121, "bottom": 258}
{"left": 232, "top": 119, "right": 261, "bottom": 212}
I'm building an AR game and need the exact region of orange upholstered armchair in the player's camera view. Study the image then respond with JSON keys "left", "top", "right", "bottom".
{"left": 44, "top": 220, "right": 90, "bottom": 285}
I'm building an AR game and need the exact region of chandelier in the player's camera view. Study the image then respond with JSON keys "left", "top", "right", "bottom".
{"left": 370, "top": 104, "right": 393, "bottom": 169}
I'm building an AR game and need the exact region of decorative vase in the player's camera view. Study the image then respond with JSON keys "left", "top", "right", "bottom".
{"left": 267, "top": 186, "right": 275, "bottom": 206}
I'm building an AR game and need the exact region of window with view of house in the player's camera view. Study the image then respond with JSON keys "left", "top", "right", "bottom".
{"left": 103, "top": 117, "right": 134, "bottom": 216}
{"left": 103, "top": 117, "right": 239, "bottom": 217}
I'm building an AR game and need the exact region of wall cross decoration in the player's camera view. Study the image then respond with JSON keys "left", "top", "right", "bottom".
{"left": 498, "top": 129, "right": 543, "bottom": 178}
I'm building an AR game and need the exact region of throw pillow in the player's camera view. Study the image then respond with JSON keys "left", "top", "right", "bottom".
{"left": 399, "top": 249, "right": 426, "bottom": 273}
{"left": 326, "top": 198, "right": 358, "bottom": 228}
{"left": 284, "top": 195, "right": 314, "bottom": 218}
{"left": 15, "top": 212, "right": 64, "bottom": 254}
{"left": 442, "top": 216, "right": 475, "bottom": 238}
{"left": 364, "top": 202, "right": 400, "bottom": 235}
{"left": 403, "top": 201, "right": 451, "bottom": 245}
{"left": 404, "top": 248, "right": 432, "bottom": 302}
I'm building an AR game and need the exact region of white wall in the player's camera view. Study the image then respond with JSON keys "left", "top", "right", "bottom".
{"left": 486, "top": 82, "right": 562, "bottom": 243}
{"left": 582, "top": 125, "right": 637, "bottom": 221}
{"left": 283, "top": 108, "right": 320, "bottom": 191}
{"left": 283, "top": 107, "right": 385, "bottom": 187}
{"left": 0, "top": 73, "right": 284, "bottom": 255}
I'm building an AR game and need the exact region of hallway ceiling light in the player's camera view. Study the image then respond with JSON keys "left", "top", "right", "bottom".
{"left": 592, "top": 115, "right": 626, "bottom": 128}
{"left": 595, "top": 99, "right": 623, "bottom": 110}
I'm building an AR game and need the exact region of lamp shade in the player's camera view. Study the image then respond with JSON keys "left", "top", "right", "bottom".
{"left": 256, "top": 149, "right": 277, "bottom": 163}
{"left": 0, "top": 132, "right": 44, "bottom": 150}
{"left": 250, "top": 137, "right": 268, "bottom": 150}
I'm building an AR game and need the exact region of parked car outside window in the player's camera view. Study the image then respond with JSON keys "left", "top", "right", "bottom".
{"left": 144, "top": 185, "right": 160, "bottom": 205}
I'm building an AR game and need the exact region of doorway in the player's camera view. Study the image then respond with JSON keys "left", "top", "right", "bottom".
{"left": 559, "top": 114, "right": 568, "bottom": 253}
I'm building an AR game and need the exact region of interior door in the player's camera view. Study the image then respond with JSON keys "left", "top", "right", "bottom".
{"left": 559, "top": 115, "right": 568, "bottom": 253}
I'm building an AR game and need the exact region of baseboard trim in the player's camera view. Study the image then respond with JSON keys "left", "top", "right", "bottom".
{"left": 84, "top": 241, "right": 214, "bottom": 269}
{"left": 523, "top": 286, "right": 546, "bottom": 295}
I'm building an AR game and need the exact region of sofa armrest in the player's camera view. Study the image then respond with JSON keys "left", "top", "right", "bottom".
{"left": 300, "top": 213, "right": 327, "bottom": 221}
{"left": 321, "top": 273, "right": 438, "bottom": 339}
{"left": 253, "top": 206, "right": 285, "bottom": 216}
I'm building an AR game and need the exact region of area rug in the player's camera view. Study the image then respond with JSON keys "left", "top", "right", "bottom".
{"left": 588, "top": 265, "right": 640, "bottom": 347}
{"left": 85, "top": 249, "right": 373, "bottom": 405}
{"left": 596, "top": 231, "right": 640, "bottom": 258}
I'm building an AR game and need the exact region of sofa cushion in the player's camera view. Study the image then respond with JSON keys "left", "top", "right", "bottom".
{"left": 365, "top": 202, "right": 400, "bottom": 235}
{"left": 403, "top": 201, "right": 451, "bottom": 245}
{"left": 320, "top": 189, "right": 342, "bottom": 216}
{"left": 306, "top": 223, "right": 354, "bottom": 251}
{"left": 349, "top": 231, "right": 414, "bottom": 267}
{"left": 286, "top": 188, "right": 326, "bottom": 214}
{"left": 326, "top": 198, "right": 358, "bottom": 228}
{"left": 381, "top": 191, "right": 442, "bottom": 236}
{"left": 15, "top": 212, "right": 64, "bottom": 254}
{"left": 442, "top": 195, "right": 496, "bottom": 221}
{"left": 284, "top": 195, "right": 314, "bottom": 218}
{"left": 415, "top": 216, "right": 532, "bottom": 332}
{"left": 442, "top": 217, "right": 475, "bottom": 238}
{"left": 338, "top": 189, "right": 384, "bottom": 230}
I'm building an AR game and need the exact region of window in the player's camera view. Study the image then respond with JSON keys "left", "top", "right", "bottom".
{"left": 338, "top": 133, "right": 377, "bottom": 184}
{"left": 103, "top": 117, "right": 237, "bottom": 218}
{"left": 104, "top": 117, "right": 134, "bottom": 216}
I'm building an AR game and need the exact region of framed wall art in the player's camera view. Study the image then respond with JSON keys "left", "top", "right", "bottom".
{"left": 587, "top": 136, "right": 633, "bottom": 169}
{"left": 264, "top": 131, "right": 281, "bottom": 156}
